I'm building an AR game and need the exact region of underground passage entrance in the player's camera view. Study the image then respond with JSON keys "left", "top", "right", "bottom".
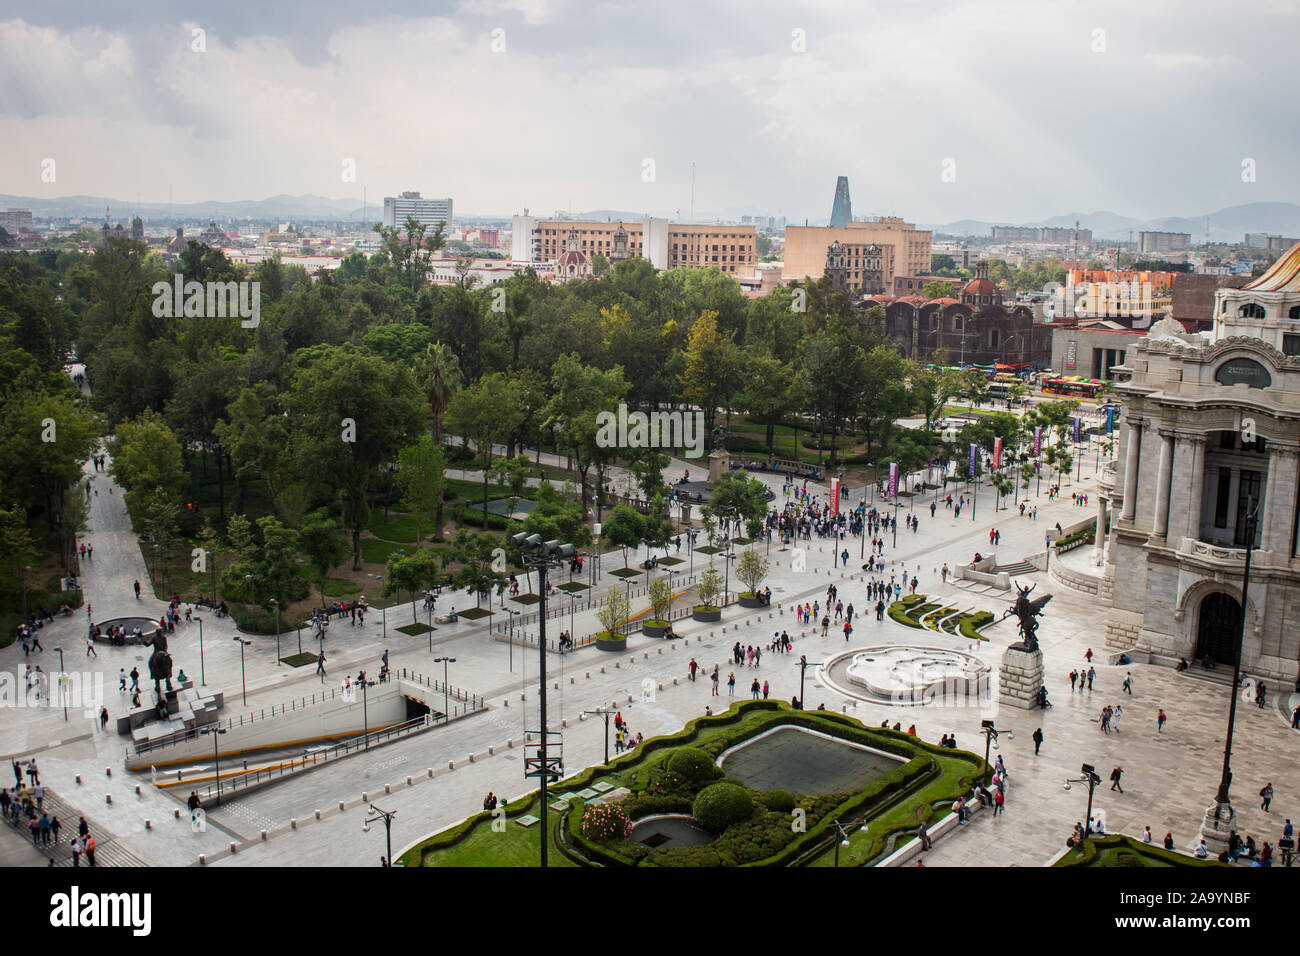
{"left": 404, "top": 695, "right": 434, "bottom": 721}
{"left": 1196, "top": 592, "right": 1242, "bottom": 667}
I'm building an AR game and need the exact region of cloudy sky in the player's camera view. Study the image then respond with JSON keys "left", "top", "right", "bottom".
{"left": 1, "top": 0, "right": 1296, "bottom": 224}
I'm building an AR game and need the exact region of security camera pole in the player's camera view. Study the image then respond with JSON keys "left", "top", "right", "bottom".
{"left": 513, "top": 532, "right": 575, "bottom": 868}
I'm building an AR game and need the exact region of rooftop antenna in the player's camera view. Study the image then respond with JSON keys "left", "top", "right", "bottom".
{"left": 690, "top": 162, "right": 695, "bottom": 223}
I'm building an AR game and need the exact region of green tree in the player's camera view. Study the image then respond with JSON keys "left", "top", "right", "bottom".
{"left": 544, "top": 353, "right": 629, "bottom": 520}
{"left": 297, "top": 510, "right": 352, "bottom": 607}
{"left": 445, "top": 372, "right": 525, "bottom": 528}
{"left": 601, "top": 505, "right": 645, "bottom": 569}
{"left": 596, "top": 586, "right": 630, "bottom": 636}
{"left": 734, "top": 548, "right": 769, "bottom": 596}
{"left": 396, "top": 434, "right": 447, "bottom": 545}
{"left": 108, "top": 409, "right": 185, "bottom": 516}
{"left": 386, "top": 547, "right": 443, "bottom": 623}
{"left": 680, "top": 310, "right": 743, "bottom": 439}
{"left": 921, "top": 280, "right": 959, "bottom": 300}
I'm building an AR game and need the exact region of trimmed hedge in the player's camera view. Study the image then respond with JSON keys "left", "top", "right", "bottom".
{"left": 667, "top": 747, "right": 723, "bottom": 785}
{"left": 693, "top": 783, "right": 754, "bottom": 833}
{"left": 959, "top": 610, "right": 994, "bottom": 641}
{"left": 1054, "top": 834, "right": 1225, "bottom": 868}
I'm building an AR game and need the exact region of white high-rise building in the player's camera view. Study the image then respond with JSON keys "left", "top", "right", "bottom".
{"left": 511, "top": 213, "right": 538, "bottom": 262}
{"left": 642, "top": 216, "right": 669, "bottom": 270}
{"left": 382, "top": 192, "right": 453, "bottom": 231}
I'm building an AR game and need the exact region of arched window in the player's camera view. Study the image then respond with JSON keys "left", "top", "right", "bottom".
{"left": 1238, "top": 303, "right": 1266, "bottom": 319}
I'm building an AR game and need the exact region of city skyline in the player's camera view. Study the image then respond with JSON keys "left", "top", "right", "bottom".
{"left": 2, "top": 0, "right": 1297, "bottom": 225}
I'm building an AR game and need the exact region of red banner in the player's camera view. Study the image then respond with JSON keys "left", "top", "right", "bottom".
{"left": 829, "top": 477, "right": 840, "bottom": 515}
{"left": 993, "top": 437, "right": 1003, "bottom": 470}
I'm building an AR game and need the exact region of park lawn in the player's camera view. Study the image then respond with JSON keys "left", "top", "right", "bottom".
{"left": 365, "top": 510, "right": 440, "bottom": 544}
{"left": 320, "top": 576, "right": 362, "bottom": 597}
{"left": 414, "top": 815, "right": 579, "bottom": 868}
{"left": 359, "top": 537, "right": 410, "bottom": 565}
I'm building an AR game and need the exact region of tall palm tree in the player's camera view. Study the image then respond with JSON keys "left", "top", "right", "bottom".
{"left": 414, "top": 342, "right": 463, "bottom": 444}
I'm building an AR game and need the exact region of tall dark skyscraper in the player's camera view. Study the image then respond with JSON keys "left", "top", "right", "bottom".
{"left": 830, "top": 176, "right": 852, "bottom": 228}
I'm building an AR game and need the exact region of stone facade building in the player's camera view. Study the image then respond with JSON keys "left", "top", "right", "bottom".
{"left": 1099, "top": 242, "right": 1300, "bottom": 681}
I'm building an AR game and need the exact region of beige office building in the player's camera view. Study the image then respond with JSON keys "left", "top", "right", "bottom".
{"left": 783, "top": 218, "right": 931, "bottom": 288}
{"left": 531, "top": 221, "right": 755, "bottom": 274}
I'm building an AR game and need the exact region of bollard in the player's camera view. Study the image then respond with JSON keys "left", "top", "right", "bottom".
{"left": 106, "top": 794, "right": 112, "bottom": 804}
{"left": 338, "top": 800, "right": 345, "bottom": 811}
{"left": 570, "top": 677, "right": 575, "bottom": 684}
{"left": 658, "top": 683, "right": 664, "bottom": 691}
{"left": 554, "top": 682, "right": 559, "bottom": 690}
{"left": 230, "top": 842, "right": 238, "bottom": 854}
{"left": 106, "top": 768, "right": 112, "bottom": 777}
{"left": 315, "top": 809, "right": 322, "bottom": 819}
{"left": 561, "top": 718, "right": 567, "bottom": 728}
{"left": 135, "top": 785, "right": 141, "bottom": 796}
{"left": 261, "top": 829, "right": 268, "bottom": 841}
{"left": 585, "top": 672, "right": 590, "bottom": 679}
{"left": 145, "top": 819, "right": 152, "bottom": 829}
{"left": 75, "top": 775, "right": 81, "bottom": 785}
{"left": 407, "top": 775, "right": 414, "bottom": 785}
{"left": 173, "top": 809, "right": 181, "bottom": 819}
{"left": 385, "top": 783, "right": 392, "bottom": 793}
{"left": 507, "top": 739, "right": 514, "bottom": 748}
{"left": 615, "top": 662, "right": 620, "bottom": 669}
{"left": 600, "top": 666, "right": 606, "bottom": 674}
{"left": 448, "top": 761, "right": 455, "bottom": 770}
{"left": 627, "top": 695, "right": 633, "bottom": 704}
{"left": 468, "top": 754, "right": 475, "bottom": 763}
{"left": 504, "top": 698, "right": 509, "bottom": 707}
{"left": 673, "top": 678, "right": 678, "bottom": 685}
{"left": 291, "top": 818, "right": 297, "bottom": 830}
{"left": 199, "top": 854, "right": 207, "bottom": 865}
{"left": 362, "top": 792, "right": 369, "bottom": 802}
{"left": 658, "top": 648, "right": 662, "bottom": 655}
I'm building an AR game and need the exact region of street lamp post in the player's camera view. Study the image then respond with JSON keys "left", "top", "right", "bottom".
{"left": 511, "top": 532, "right": 575, "bottom": 868}
{"left": 245, "top": 573, "right": 254, "bottom": 608}
{"left": 196, "top": 616, "right": 206, "bottom": 685}
{"left": 505, "top": 607, "right": 520, "bottom": 672}
{"left": 978, "top": 719, "right": 1011, "bottom": 787}
{"left": 364, "top": 803, "right": 397, "bottom": 867}
{"left": 433, "top": 656, "right": 455, "bottom": 720}
{"left": 1200, "top": 499, "right": 1258, "bottom": 855}
{"left": 828, "top": 819, "right": 866, "bottom": 868}
{"left": 1065, "top": 764, "right": 1103, "bottom": 841}
{"left": 232, "top": 636, "right": 250, "bottom": 705}
{"left": 360, "top": 677, "right": 376, "bottom": 747}
{"left": 795, "top": 655, "right": 820, "bottom": 708}
{"left": 582, "top": 702, "right": 623, "bottom": 764}
{"left": 376, "top": 575, "right": 387, "bottom": 640}
{"left": 201, "top": 726, "right": 227, "bottom": 805}
{"left": 55, "top": 647, "right": 66, "bottom": 721}
{"left": 270, "top": 598, "right": 280, "bottom": 666}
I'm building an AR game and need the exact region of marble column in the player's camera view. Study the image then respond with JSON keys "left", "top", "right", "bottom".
{"left": 1153, "top": 430, "right": 1174, "bottom": 538}
{"left": 1263, "top": 445, "right": 1299, "bottom": 557}
{"left": 1091, "top": 495, "right": 1108, "bottom": 567}
{"left": 1184, "top": 434, "right": 1207, "bottom": 543}
{"left": 1121, "top": 421, "right": 1141, "bottom": 520}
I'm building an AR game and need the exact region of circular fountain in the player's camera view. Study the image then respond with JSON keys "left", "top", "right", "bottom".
{"left": 822, "top": 645, "right": 991, "bottom": 707}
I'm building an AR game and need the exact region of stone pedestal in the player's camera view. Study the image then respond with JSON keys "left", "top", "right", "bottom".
{"left": 998, "top": 645, "right": 1044, "bottom": 709}
{"left": 708, "top": 450, "right": 730, "bottom": 483}
{"left": 1199, "top": 798, "right": 1235, "bottom": 857}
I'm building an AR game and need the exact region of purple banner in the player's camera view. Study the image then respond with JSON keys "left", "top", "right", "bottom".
{"left": 1033, "top": 426, "right": 1042, "bottom": 457}
{"left": 968, "top": 443, "right": 977, "bottom": 477}
{"left": 1073, "top": 416, "right": 1083, "bottom": 443}
{"left": 888, "top": 462, "right": 899, "bottom": 498}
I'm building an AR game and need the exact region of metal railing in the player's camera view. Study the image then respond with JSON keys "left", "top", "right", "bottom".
{"left": 184, "top": 715, "right": 438, "bottom": 804}
{"left": 397, "top": 668, "right": 483, "bottom": 710}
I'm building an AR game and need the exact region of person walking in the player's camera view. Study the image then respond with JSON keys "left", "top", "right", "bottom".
{"left": 1261, "top": 782, "right": 1273, "bottom": 812}
{"left": 84, "top": 832, "right": 96, "bottom": 866}
{"left": 1112, "top": 704, "right": 1123, "bottom": 733}
{"left": 1085, "top": 648, "right": 1093, "bottom": 663}
{"left": 119, "top": 668, "right": 127, "bottom": 692}
{"left": 86, "top": 637, "right": 97, "bottom": 658}
{"left": 1087, "top": 667, "right": 1096, "bottom": 690}
{"left": 70, "top": 837, "right": 82, "bottom": 867}
{"left": 762, "top": 680, "right": 770, "bottom": 700}
{"left": 993, "top": 789, "right": 1005, "bottom": 817}
{"left": 689, "top": 658, "right": 698, "bottom": 682}
{"left": 1070, "top": 669, "right": 1078, "bottom": 691}
{"left": 1032, "top": 727, "right": 1043, "bottom": 755}
{"left": 1122, "top": 672, "right": 1133, "bottom": 695}
{"left": 1110, "top": 766, "right": 1124, "bottom": 793}
{"left": 917, "top": 820, "right": 931, "bottom": 851}
{"left": 316, "top": 651, "right": 327, "bottom": 682}
{"left": 750, "top": 678, "right": 760, "bottom": 700}
{"left": 1157, "top": 709, "right": 1167, "bottom": 732}
{"left": 133, "top": 579, "right": 141, "bottom": 600}
{"left": 711, "top": 666, "right": 720, "bottom": 697}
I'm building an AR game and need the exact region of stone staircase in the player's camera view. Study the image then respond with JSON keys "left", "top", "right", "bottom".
{"left": 4, "top": 788, "right": 146, "bottom": 867}
{"left": 994, "top": 560, "right": 1037, "bottom": 575}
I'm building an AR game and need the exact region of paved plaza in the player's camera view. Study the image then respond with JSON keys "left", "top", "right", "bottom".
{"left": 3, "top": 447, "right": 1296, "bottom": 868}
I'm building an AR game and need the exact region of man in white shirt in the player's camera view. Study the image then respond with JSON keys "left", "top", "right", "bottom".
{"left": 1142, "top": 826, "right": 1153, "bottom": 843}
{"left": 1194, "top": 840, "right": 1208, "bottom": 858}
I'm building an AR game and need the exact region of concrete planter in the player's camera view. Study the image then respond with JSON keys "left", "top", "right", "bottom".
{"left": 596, "top": 632, "right": 627, "bottom": 652}
{"left": 738, "top": 593, "right": 764, "bottom": 609}
{"left": 692, "top": 606, "right": 722, "bottom": 623}
{"left": 641, "top": 621, "right": 669, "bottom": 639}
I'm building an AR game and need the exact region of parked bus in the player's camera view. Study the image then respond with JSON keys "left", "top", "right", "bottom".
{"left": 1042, "top": 377, "right": 1105, "bottom": 399}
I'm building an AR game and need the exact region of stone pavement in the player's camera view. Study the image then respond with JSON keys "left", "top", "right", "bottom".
{"left": 4, "top": 442, "right": 1297, "bottom": 867}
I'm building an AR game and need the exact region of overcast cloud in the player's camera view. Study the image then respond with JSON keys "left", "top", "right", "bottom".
{"left": 0, "top": 0, "right": 1296, "bottom": 223}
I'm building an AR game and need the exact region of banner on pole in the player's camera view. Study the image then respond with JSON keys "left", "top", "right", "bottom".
{"left": 1073, "top": 416, "right": 1083, "bottom": 443}
{"left": 887, "top": 463, "right": 899, "bottom": 498}
{"left": 993, "top": 437, "right": 1003, "bottom": 470}
{"left": 1105, "top": 406, "right": 1115, "bottom": 435}
{"left": 1033, "top": 426, "right": 1042, "bottom": 457}
{"left": 829, "top": 476, "right": 840, "bottom": 515}
{"left": 968, "top": 443, "right": 977, "bottom": 478}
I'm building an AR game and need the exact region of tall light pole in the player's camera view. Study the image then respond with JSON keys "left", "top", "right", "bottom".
{"left": 433, "top": 656, "right": 455, "bottom": 721}
{"left": 375, "top": 575, "right": 387, "bottom": 640}
{"left": 270, "top": 598, "right": 280, "bottom": 666}
{"left": 55, "top": 647, "right": 66, "bottom": 721}
{"left": 828, "top": 819, "right": 866, "bottom": 867}
{"left": 1065, "top": 764, "right": 1102, "bottom": 840}
{"left": 364, "top": 803, "right": 397, "bottom": 867}
{"left": 196, "top": 616, "right": 206, "bottom": 685}
{"left": 504, "top": 607, "right": 520, "bottom": 672}
{"left": 360, "top": 676, "right": 376, "bottom": 748}
{"left": 978, "top": 719, "right": 1011, "bottom": 787}
{"left": 21, "top": 565, "right": 31, "bottom": 622}
{"left": 512, "top": 532, "right": 575, "bottom": 868}
{"left": 582, "top": 702, "right": 624, "bottom": 764}
{"left": 232, "top": 636, "right": 250, "bottom": 705}
{"left": 202, "top": 725, "right": 227, "bottom": 804}
{"left": 1200, "top": 498, "right": 1258, "bottom": 855}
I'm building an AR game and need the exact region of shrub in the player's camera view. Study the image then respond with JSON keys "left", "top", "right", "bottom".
{"left": 960, "top": 611, "right": 994, "bottom": 641}
{"left": 580, "top": 802, "right": 632, "bottom": 842}
{"left": 692, "top": 782, "right": 754, "bottom": 833}
{"left": 763, "top": 790, "right": 795, "bottom": 813}
{"left": 887, "top": 601, "right": 923, "bottom": 628}
{"left": 667, "top": 747, "right": 722, "bottom": 785}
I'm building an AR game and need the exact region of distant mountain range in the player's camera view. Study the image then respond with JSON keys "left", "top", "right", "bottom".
{"left": 921, "top": 202, "right": 1300, "bottom": 243}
